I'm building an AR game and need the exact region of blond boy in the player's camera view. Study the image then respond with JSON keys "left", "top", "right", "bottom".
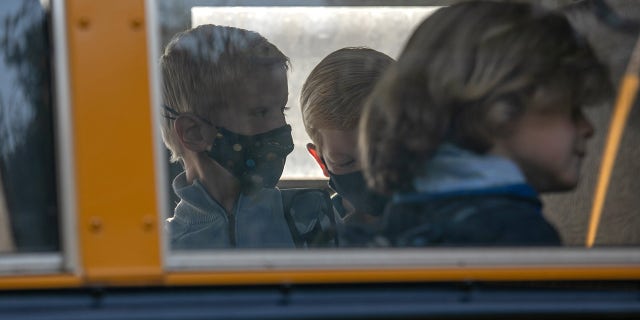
{"left": 301, "top": 47, "right": 393, "bottom": 246}
{"left": 161, "top": 25, "right": 299, "bottom": 249}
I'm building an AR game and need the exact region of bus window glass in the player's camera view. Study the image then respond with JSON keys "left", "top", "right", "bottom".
{"left": 154, "top": 0, "right": 640, "bottom": 254}
{"left": 0, "top": 0, "right": 59, "bottom": 253}
{"left": 189, "top": 6, "right": 436, "bottom": 180}
{"left": 545, "top": 1, "right": 640, "bottom": 246}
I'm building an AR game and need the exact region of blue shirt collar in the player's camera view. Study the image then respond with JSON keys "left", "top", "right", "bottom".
{"left": 394, "top": 144, "right": 539, "bottom": 204}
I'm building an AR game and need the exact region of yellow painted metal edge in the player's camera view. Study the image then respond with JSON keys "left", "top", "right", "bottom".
{"left": 0, "top": 275, "right": 82, "bottom": 290}
{"left": 165, "top": 266, "right": 640, "bottom": 286}
{"left": 0, "top": 265, "right": 638, "bottom": 290}
{"left": 79, "top": 267, "right": 163, "bottom": 286}
{"left": 587, "top": 34, "right": 640, "bottom": 247}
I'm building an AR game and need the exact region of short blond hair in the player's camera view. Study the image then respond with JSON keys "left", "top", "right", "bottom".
{"left": 360, "top": 2, "right": 611, "bottom": 194}
{"left": 300, "top": 47, "right": 393, "bottom": 150}
{"left": 161, "top": 24, "right": 289, "bottom": 162}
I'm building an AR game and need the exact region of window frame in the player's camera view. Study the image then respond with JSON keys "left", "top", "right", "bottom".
{"left": 1, "top": 0, "right": 636, "bottom": 290}
{"left": 0, "top": 0, "right": 78, "bottom": 277}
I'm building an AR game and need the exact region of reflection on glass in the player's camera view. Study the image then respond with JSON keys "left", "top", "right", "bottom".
{"left": 192, "top": 6, "right": 436, "bottom": 178}
{"left": 159, "top": 4, "right": 434, "bottom": 250}
{"left": 0, "top": 0, "right": 59, "bottom": 253}
{"left": 156, "top": 1, "right": 638, "bottom": 250}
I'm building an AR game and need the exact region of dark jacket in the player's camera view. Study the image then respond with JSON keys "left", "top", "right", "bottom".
{"left": 384, "top": 191, "right": 561, "bottom": 247}
{"left": 383, "top": 144, "right": 562, "bottom": 247}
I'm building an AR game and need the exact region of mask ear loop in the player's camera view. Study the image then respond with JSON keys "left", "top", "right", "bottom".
{"left": 586, "top": 34, "right": 640, "bottom": 248}
{"left": 163, "top": 104, "right": 215, "bottom": 127}
{"left": 162, "top": 105, "right": 179, "bottom": 121}
{"left": 306, "top": 143, "right": 329, "bottom": 177}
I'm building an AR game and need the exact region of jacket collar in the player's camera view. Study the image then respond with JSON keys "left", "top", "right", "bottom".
{"left": 394, "top": 144, "right": 538, "bottom": 204}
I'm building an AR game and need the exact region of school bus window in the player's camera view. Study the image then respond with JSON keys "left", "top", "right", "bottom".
{"left": 157, "top": 3, "right": 437, "bottom": 250}
{"left": 152, "top": 0, "right": 640, "bottom": 256}
{"left": 0, "top": 0, "right": 59, "bottom": 254}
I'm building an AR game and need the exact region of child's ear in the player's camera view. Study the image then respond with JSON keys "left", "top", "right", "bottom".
{"left": 174, "top": 115, "right": 212, "bottom": 152}
{"left": 306, "top": 143, "right": 329, "bottom": 177}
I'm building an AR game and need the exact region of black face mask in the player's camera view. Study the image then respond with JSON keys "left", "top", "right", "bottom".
{"left": 328, "top": 170, "right": 389, "bottom": 216}
{"left": 208, "top": 124, "right": 293, "bottom": 192}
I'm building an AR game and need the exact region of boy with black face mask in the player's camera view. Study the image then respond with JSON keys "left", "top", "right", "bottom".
{"left": 301, "top": 47, "right": 394, "bottom": 246}
{"left": 161, "top": 25, "right": 333, "bottom": 249}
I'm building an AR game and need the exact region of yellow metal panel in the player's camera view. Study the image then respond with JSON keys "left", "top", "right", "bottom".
{"left": 66, "top": 0, "right": 161, "bottom": 284}
{"left": 166, "top": 266, "right": 640, "bottom": 286}
{"left": 0, "top": 275, "right": 82, "bottom": 290}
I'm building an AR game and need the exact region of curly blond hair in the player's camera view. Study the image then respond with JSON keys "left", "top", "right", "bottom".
{"left": 360, "top": 2, "right": 611, "bottom": 194}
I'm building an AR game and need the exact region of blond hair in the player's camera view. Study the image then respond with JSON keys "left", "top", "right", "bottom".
{"left": 300, "top": 47, "right": 393, "bottom": 150}
{"left": 160, "top": 24, "right": 289, "bottom": 162}
{"left": 360, "top": 2, "right": 611, "bottom": 194}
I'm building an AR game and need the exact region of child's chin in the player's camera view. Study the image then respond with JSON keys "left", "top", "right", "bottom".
{"left": 549, "top": 179, "right": 579, "bottom": 193}
{"left": 537, "top": 175, "right": 579, "bottom": 193}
